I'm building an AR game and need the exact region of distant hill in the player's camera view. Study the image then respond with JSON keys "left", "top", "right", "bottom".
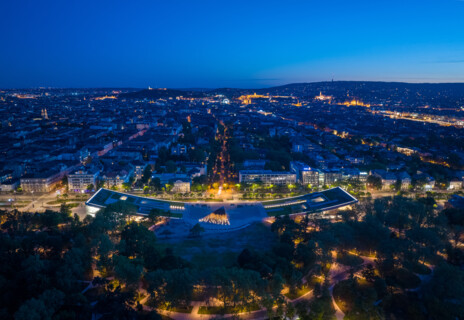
{"left": 256, "top": 81, "right": 464, "bottom": 98}
{"left": 119, "top": 88, "right": 206, "bottom": 99}
{"left": 118, "top": 81, "right": 464, "bottom": 106}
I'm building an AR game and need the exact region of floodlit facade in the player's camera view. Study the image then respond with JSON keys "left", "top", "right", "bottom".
{"left": 171, "top": 179, "right": 191, "bottom": 193}
{"left": 20, "top": 171, "right": 63, "bottom": 193}
{"left": 68, "top": 169, "right": 99, "bottom": 192}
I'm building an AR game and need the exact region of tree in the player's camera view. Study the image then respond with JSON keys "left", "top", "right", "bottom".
{"left": 142, "top": 165, "right": 152, "bottom": 185}
{"left": 294, "top": 242, "right": 317, "bottom": 272}
{"left": 148, "top": 208, "right": 165, "bottom": 224}
{"left": 367, "top": 175, "right": 382, "bottom": 190}
{"left": 15, "top": 298, "right": 49, "bottom": 320}
{"left": 103, "top": 201, "right": 138, "bottom": 227}
{"left": 61, "top": 176, "right": 68, "bottom": 192}
{"left": 94, "top": 284, "right": 137, "bottom": 318}
{"left": 113, "top": 255, "right": 143, "bottom": 289}
{"left": 96, "top": 234, "right": 114, "bottom": 276}
{"left": 422, "top": 263, "right": 464, "bottom": 319}
{"left": 165, "top": 160, "right": 177, "bottom": 173}
{"left": 189, "top": 223, "right": 205, "bottom": 237}
{"left": 189, "top": 148, "right": 206, "bottom": 162}
{"left": 448, "top": 152, "right": 463, "bottom": 169}
{"left": 97, "top": 180, "right": 105, "bottom": 189}
{"left": 150, "top": 177, "right": 161, "bottom": 190}
{"left": 38, "top": 209, "right": 64, "bottom": 229}
{"left": 146, "top": 269, "right": 194, "bottom": 308}
{"left": 15, "top": 289, "right": 65, "bottom": 320}
{"left": 406, "top": 226, "right": 443, "bottom": 263}
{"left": 122, "top": 181, "right": 132, "bottom": 191}
{"left": 139, "top": 311, "right": 162, "bottom": 320}
{"left": 119, "top": 222, "right": 157, "bottom": 259}
{"left": 19, "top": 254, "right": 50, "bottom": 297}
{"left": 362, "top": 264, "right": 376, "bottom": 282}
{"left": 59, "top": 203, "right": 71, "bottom": 216}
{"left": 210, "top": 267, "right": 265, "bottom": 310}
{"left": 55, "top": 246, "right": 91, "bottom": 292}
{"left": 159, "top": 248, "right": 190, "bottom": 270}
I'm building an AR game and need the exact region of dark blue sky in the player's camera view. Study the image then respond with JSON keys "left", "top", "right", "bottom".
{"left": 1, "top": 0, "right": 464, "bottom": 88}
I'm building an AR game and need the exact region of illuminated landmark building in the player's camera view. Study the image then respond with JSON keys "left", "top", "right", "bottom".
{"left": 86, "top": 187, "right": 358, "bottom": 232}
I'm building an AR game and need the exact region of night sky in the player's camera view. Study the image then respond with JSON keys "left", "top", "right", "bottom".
{"left": 1, "top": 0, "right": 464, "bottom": 88}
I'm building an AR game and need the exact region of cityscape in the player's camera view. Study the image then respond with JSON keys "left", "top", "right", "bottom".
{"left": 1, "top": 1, "right": 464, "bottom": 320}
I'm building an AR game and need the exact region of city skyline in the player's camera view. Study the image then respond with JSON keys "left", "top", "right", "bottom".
{"left": 1, "top": 1, "right": 464, "bottom": 319}
{"left": 1, "top": 0, "right": 464, "bottom": 88}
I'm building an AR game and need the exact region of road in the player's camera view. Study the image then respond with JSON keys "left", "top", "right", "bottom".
{"left": 0, "top": 192, "right": 89, "bottom": 219}
{"left": 211, "top": 119, "right": 232, "bottom": 191}
{"left": 328, "top": 254, "right": 376, "bottom": 320}
{"left": 21, "top": 192, "right": 52, "bottom": 212}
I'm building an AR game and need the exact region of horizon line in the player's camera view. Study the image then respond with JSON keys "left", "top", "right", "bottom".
{"left": 2, "top": 79, "right": 464, "bottom": 91}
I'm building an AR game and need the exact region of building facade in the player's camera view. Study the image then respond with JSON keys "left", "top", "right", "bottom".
{"left": 20, "top": 172, "right": 62, "bottom": 193}
{"left": 171, "top": 179, "right": 191, "bottom": 193}
{"left": 68, "top": 169, "right": 99, "bottom": 192}
{"left": 239, "top": 170, "right": 296, "bottom": 185}
{"left": 290, "top": 161, "right": 320, "bottom": 186}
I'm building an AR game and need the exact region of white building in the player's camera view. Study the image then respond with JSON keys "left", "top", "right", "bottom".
{"left": 68, "top": 169, "right": 99, "bottom": 192}
{"left": 449, "top": 179, "right": 462, "bottom": 190}
{"left": 171, "top": 179, "right": 191, "bottom": 193}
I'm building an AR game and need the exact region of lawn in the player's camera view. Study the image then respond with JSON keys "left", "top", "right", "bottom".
{"left": 0, "top": 204, "right": 28, "bottom": 208}
{"left": 198, "top": 304, "right": 260, "bottom": 315}
{"left": 158, "top": 305, "right": 193, "bottom": 313}
{"left": 156, "top": 222, "right": 278, "bottom": 269}
{"left": 336, "top": 251, "right": 364, "bottom": 267}
{"left": 179, "top": 198, "right": 223, "bottom": 202}
{"left": 266, "top": 206, "right": 292, "bottom": 217}
{"left": 333, "top": 278, "right": 378, "bottom": 315}
{"left": 158, "top": 212, "right": 183, "bottom": 218}
{"left": 404, "top": 261, "right": 432, "bottom": 275}
{"left": 387, "top": 268, "right": 421, "bottom": 289}
{"left": 284, "top": 285, "right": 312, "bottom": 300}
{"left": 45, "top": 201, "right": 82, "bottom": 209}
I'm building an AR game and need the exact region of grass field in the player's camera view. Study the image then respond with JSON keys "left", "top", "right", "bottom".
{"left": 158, "top": 305, "right": 193, "bottom": 313}
{"left": 156, "top": 222, "right": 277, "bottom": 269}
{"left": 336, "top": 251, "right": 364, "bottom": 267}
{"left": 198, "top": 304, "right": 260, "bottom": 315}
{"left": 284, "top": 286, "right": 312, "bottom": 300}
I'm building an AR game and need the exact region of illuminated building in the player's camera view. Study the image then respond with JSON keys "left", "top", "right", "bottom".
{"left": 342, "top": 99, "right": 370, "bottom": 107}
{"left": 315, "top": 92, "right": 333, "bottom": 101}
{"left": 20, "top": 171, "right": 63, "bottom": 193}
{"left": 237, "top": 93, "right": 269, "bottom": 105}
{"left": 68, "top": 169, "right": 99, "bottom": 192}
{"left": 94, "top": 95, "right": 117, "bottom": 100}
{"left": 171, "top": 179, "right": 191, "bottom": 193}
{"left": 41, "top": 108, "right": 48, "bottom": 119}
{"left": 239, "top": 170, "right": 296, "bottom": 185}
{"left": 290, "top": 161, "right": 321, "bottom": 186}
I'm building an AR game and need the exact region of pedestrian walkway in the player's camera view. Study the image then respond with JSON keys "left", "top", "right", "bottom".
{"left": 153, "top": 287, "right": 314, "bottom": 320}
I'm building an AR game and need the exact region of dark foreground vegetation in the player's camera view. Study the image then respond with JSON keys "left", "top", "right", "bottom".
{"left": 0, "top": 195, "right": 463, "bottom": 319}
